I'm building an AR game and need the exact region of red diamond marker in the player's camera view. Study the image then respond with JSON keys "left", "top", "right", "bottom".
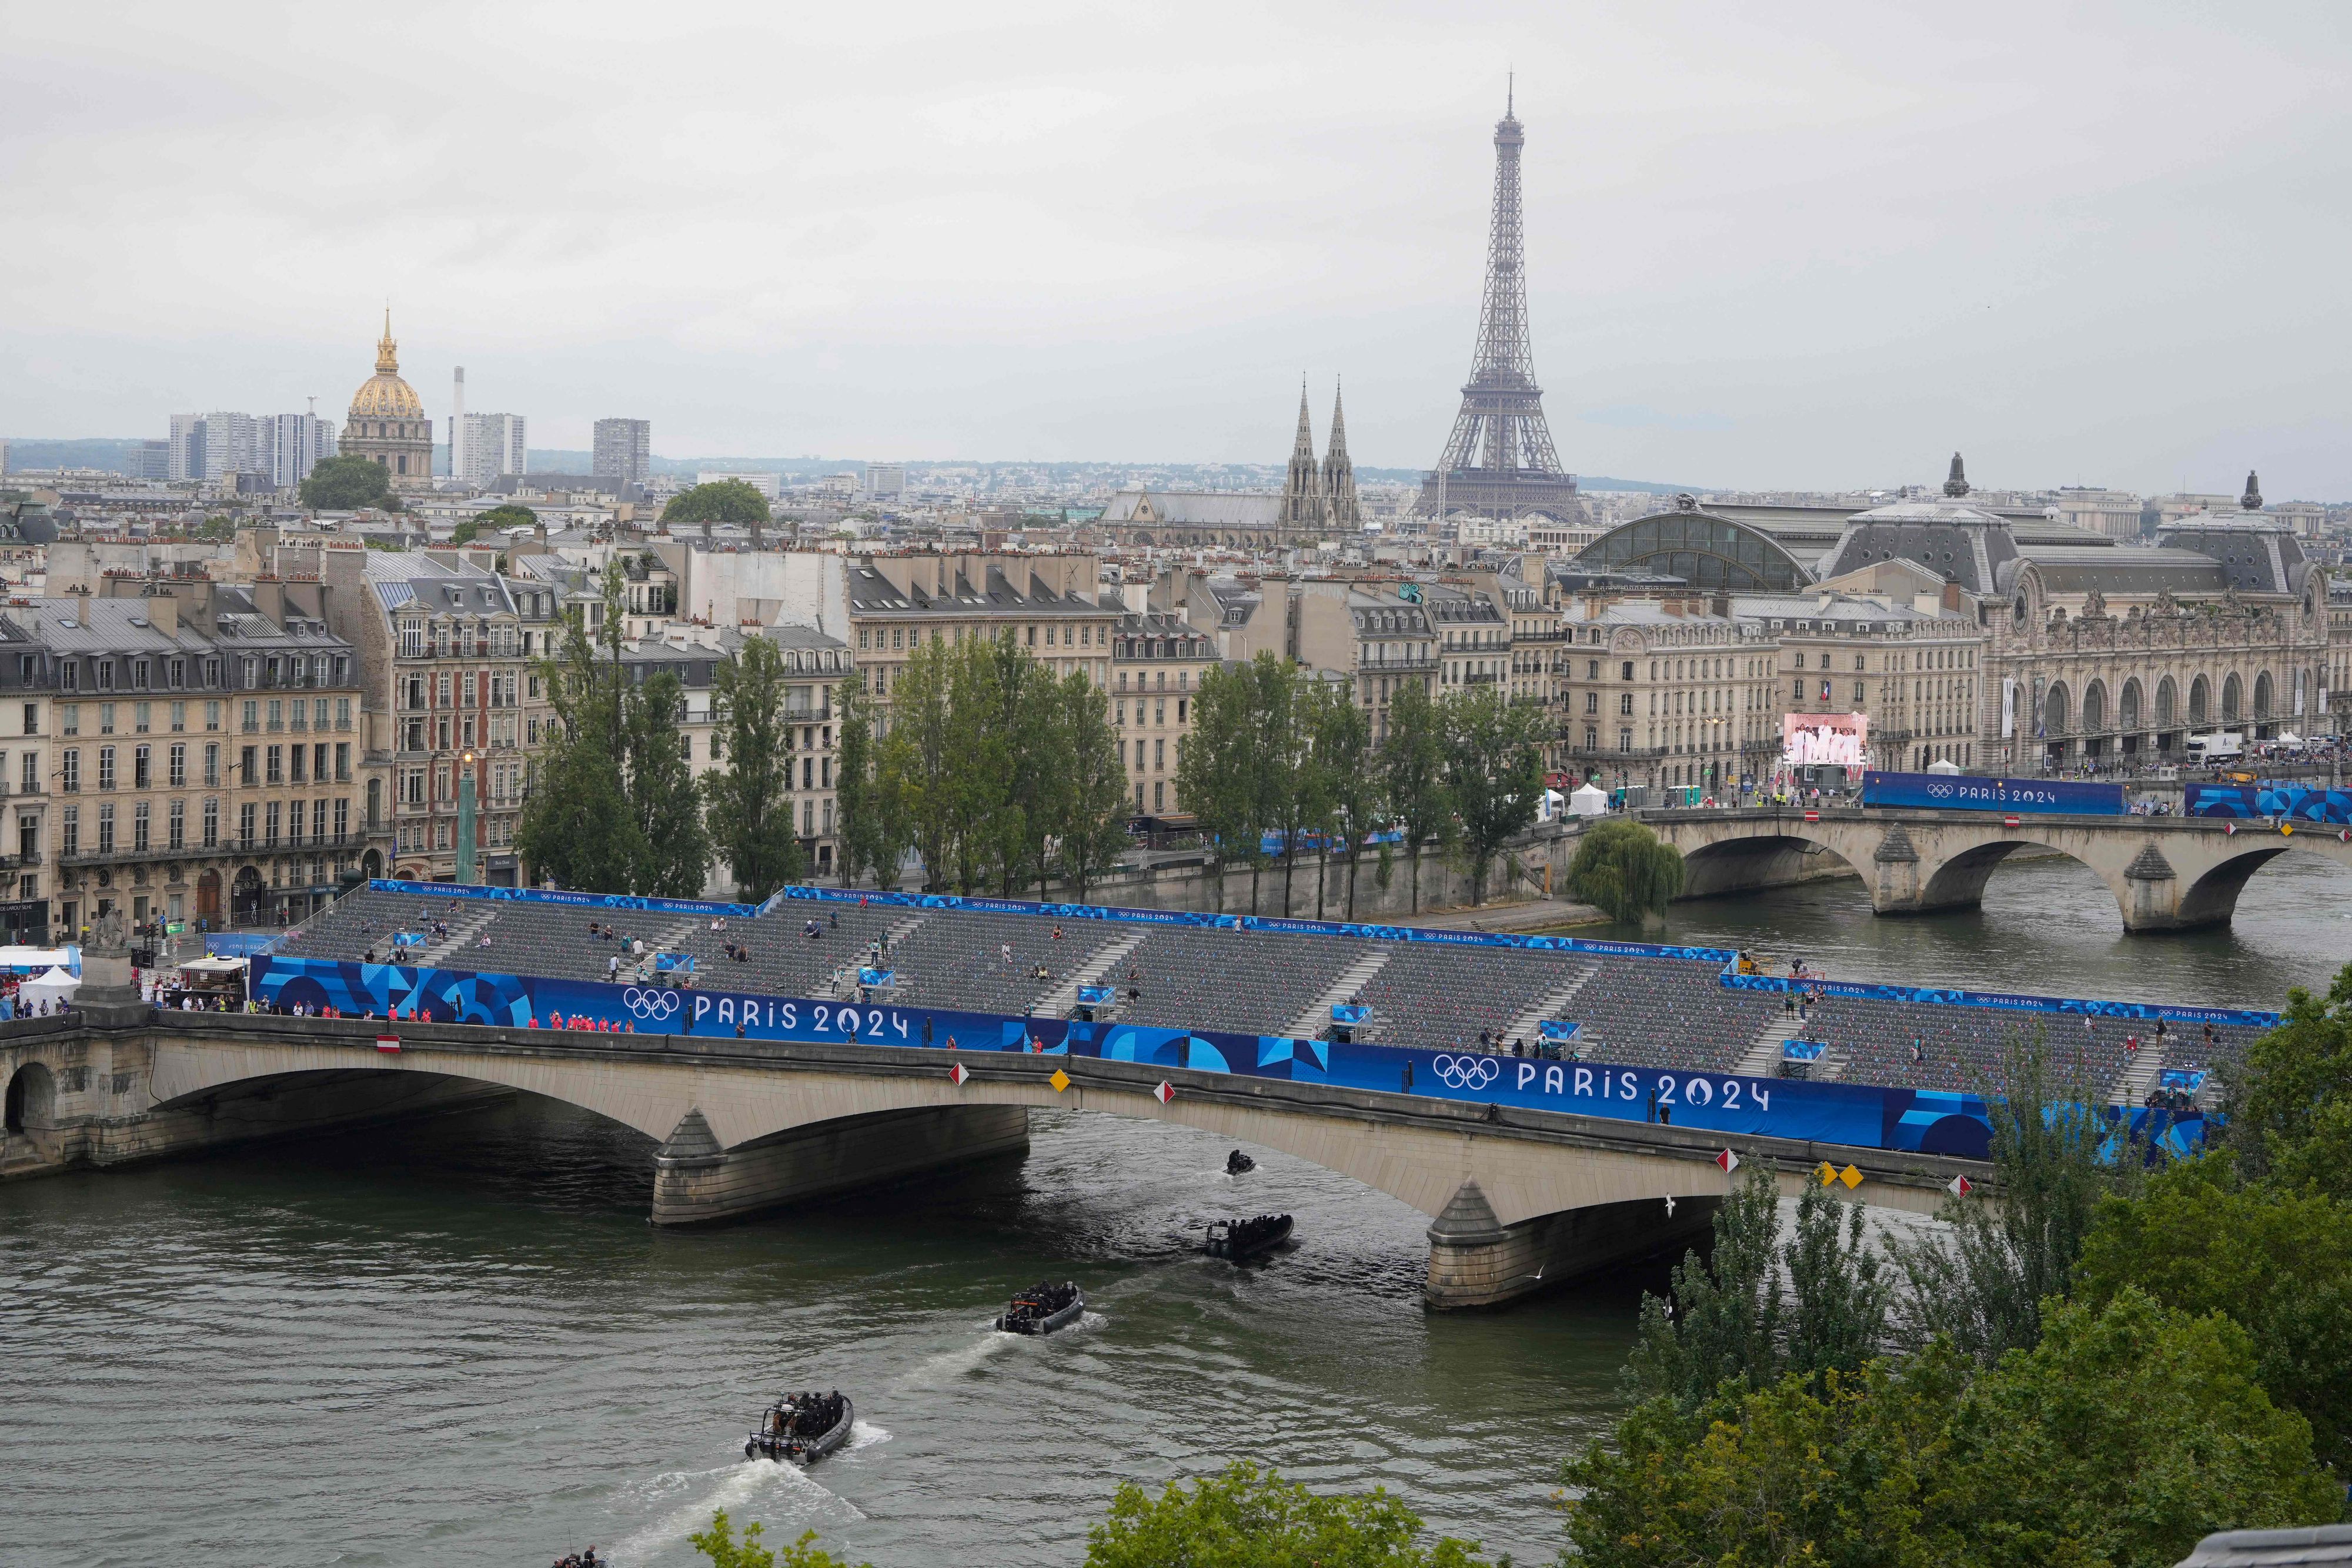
{"left": 1948, "top": 1174, "right": 1974, "bottom": 1197}
{"left": 1154, "top": 1080, "right": 1175, "bottom": 1106}
{"left": 1715, "top": 1148, "right": 1739, "bottom": 1174}
{"left": 948, "top": 1062, "right": 970, "bottom": 1086}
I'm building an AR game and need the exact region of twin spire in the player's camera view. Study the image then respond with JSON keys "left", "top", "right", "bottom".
{"left": 1279, "top": 376, "right": 1360, "bottom": 531}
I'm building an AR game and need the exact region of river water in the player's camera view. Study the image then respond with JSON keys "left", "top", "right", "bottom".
{"left": 4, "top": 852, "right": 2344, "bottom": 1568}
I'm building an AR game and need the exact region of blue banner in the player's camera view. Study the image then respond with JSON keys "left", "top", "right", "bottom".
{"left": 246, "top": 954, "right": 2028, "bottom": 1161}
{"left": 2186, "top": 782, "right": 2352, "bottom": 824}
{"left": 1719, "top": 969, "right": 2278, "bottom": 1029}
{"left": 1862, "top": 771, "right": 2123, "bottom": 816}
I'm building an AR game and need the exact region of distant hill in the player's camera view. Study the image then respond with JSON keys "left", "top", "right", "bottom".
{"left": 2, "top": 438, "right": 151, "bottom": 475}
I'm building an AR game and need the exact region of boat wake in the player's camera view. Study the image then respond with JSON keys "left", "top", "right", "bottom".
{"left": 900, "top": 1323, "right": 1021, "bottom": 1385}
{"left": 843, "top": 1419, "right": 891, "bottom": 1455}
{"left": 606, "top": 1457, "right": 861, "bottom": 1564}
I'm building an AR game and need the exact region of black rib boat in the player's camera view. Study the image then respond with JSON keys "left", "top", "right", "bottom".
{"left": 1225, "top": 1149, "right": 1255, "bottom": 1175}
{"left": 1205, "top": 1212, "right": 1293, "bottom": 1262}
{"left": 745, "top": 1390, "right": 854, "bottom": 1464}
{"left": 994, "top": 1279, "right": 1085, "bottom": 1335}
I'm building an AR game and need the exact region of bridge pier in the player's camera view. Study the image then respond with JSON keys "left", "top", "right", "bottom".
{"left": 1423, "top": 1181, "right": 1718, "bottom": 1309}
{"left": 650, "top": 1104, "right": 1031, "bottom": 1225}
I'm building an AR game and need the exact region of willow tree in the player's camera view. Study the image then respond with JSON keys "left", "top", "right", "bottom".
{"left": 1566, "top": 817, "right": 1686, "bottom": 924}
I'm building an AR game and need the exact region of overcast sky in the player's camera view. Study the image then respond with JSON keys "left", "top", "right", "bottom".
{"left": 6, "top": 1, "right": 2348, "bottom": 496}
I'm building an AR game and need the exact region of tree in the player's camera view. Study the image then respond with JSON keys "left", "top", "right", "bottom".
{"left": 1438, "top": 686, "right": 1549, "bottom": 905}
{"left": 833, "top": 680, "right": 897, "bottom": 889}
{"left": 663, "top": 479, "right": 773, "bottom": 529}
{"left": 2220, "top": 962, "right": 2352, "bottom": 1199}
{"left": 1312, "top": 681, "right": 1379, "bottom": 921}
{"left": 1174, "top": 661, "right": 1263, "bottom": 914}
{"left": 705, "top": 635, "right": 804, "bottom": 901}
{"left": 1271, "top": 669, "right": 1334, "bottom": 914}
{"left": 1565, "top": 818, "right": 1685, "bottom": 924}
{"left": 298, "top": 454, "right": 399, "bottom": 511}
{"left": 1566, "top": 1293, "right": 2336, "bottom": 1568}
{"left": 2079, "top": 1159, "right": 2352, "bottom": 1470}
{"left": 1056, "top": 668, "right": 1132, "bottom": 902}
{"left": 1085, "top": 1461, "right": 1491, "bottom": 1568}
{"left": 1893, "top": 1029, "right": 2128, "bottom": 1363}
{"left": 880, "top": 635, "right": 964, "bottom": 893}
{"left": 1628, "top": 1164, "right": 1889, "bottom": 1412}
{"left": 690, "top": 1510, "right": 867, "bottom": 1568}
{"left": 1379, "top": 677, "right": 1451, "bottom": 913}
{"left": 458, "top": 503, "right": 539, "bottom": 544}
{"left": 1242, "top": 653, "right": 1296, "bottom": 915}
{"left": 516, "top": 583, "right": 642, "bottom": 891}
{"left": 622, "top": 668, "right": 711, "bottom": 896}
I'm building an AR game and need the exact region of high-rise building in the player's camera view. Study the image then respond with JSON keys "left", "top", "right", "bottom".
{"left": 697, "top": 469, "right": 780, "bottom": 499}
{"left": 202, "top": 412, "right": 259, "bottom": 482}
{"left": 593, "top": 418, "right": 651, "bottom": 485}
{"left": 260, "top": 413, "right": 336, "bottom": 489}
{"left": 456, "top": 412, "right": 527, "bottom": 487}
{"left": 863, "top": 463, "right": 906, "bottom": 502}
{"left": 1417, "top": 89, "right": 1586, "bottom": 524}
{"left": 128, "top": 439, "right": 171, "bottom": 481}
{"left": 449, "top": 367, "right": 466, "bottom": 480}
{"left": 168, "top": 414, "right": 204, "bottom": 481}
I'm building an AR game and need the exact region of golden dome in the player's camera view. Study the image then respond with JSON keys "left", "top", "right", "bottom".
{"left": 349, "top": 308, "right": 425, "bottom": 420}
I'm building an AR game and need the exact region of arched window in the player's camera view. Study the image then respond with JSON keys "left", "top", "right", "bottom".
{"left": 2119, "top": 679, "right": 2141, "bottom": 731}
{"left": 2253, "top": 671, "right": 2273, "bottom": 718}
{"left": 2045, "top": 681, "right": 2070, "bottom": 735}
{"left": 2155, "top": 677, "right": 2176, "bottom": 727}
{"left": 2082, "top": 681, "right": 2106, "bottom": 734}
{"left": 2223, "top": 673, "right": 2243, "bottom": 722}
{"left": 2189, "top": 676, "right": 2209, "bottom": 724}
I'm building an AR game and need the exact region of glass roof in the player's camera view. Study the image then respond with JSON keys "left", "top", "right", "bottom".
{"left": 1576, "top": 512, "right": 1812, "bottom": 593}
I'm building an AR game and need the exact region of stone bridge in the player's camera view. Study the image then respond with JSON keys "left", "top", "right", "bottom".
{"left": 1644, "top": 806, "right": 2352, "bottom": 933}
{"left": 0, "top": 1012, "right": 1979, "bottom": 1309}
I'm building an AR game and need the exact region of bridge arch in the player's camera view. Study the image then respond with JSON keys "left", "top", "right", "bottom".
{"left": 1914, "top": 835, "right": 2128, "bottom": 919}
{"left": 1676, "top": 830, "right": 1865, "bottom": 900}
{"left": 6, "top": 1060, "right": 55, "bottom": 1132}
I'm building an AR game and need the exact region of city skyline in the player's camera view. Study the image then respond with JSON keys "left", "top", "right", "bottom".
{"left": 5, "top": 4, "right": 2349, "bottom": 498}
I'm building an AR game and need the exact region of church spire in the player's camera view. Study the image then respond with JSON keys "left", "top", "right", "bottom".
{"left": 376, "top": 306, "right": 399, "bottom": 375}
{"left": 1278, "top": 375, "right": 1329, "bottom": 531}
{"left": 1322, "top": 379, "right": 1361, "bottom": 530}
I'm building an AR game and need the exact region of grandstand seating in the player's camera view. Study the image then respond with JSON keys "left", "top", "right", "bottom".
{"left": 267, "top": 884, "right": 2246, "bottom": 1101}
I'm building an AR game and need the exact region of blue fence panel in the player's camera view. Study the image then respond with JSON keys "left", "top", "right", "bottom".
{"left": 2186, "top": 782, "right": 2352, "bottom": 824}
{"left": 1861, "top": 771, "right": 2124, "bottom": 816}
{"left": 1719, "top": 968, "right": 2278, "bottom": 1029}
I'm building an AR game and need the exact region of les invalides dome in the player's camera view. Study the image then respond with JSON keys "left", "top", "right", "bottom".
{"left": 343, "top": 310, "right": 433, "bottom": 490}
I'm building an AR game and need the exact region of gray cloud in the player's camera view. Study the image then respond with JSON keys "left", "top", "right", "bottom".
{"left": 3, "top": 0, "right": 2347, "bottom": 496}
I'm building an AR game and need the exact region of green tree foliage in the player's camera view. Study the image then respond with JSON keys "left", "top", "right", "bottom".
{"left": 1175, "top": 660, "right": 1269, "bottom": 914}
{"left": 704, "top": 635, "right": 803, "bottom": 900}
{"left": 621, "top": 669, "right": 711, "bottom": 897}
{"left": 1569, "top": 1293, "right": 2336, "bottom": 1568}
{"left": 663, "top": 479, "right": 773, "bottom": 528}
{"left": 1269, "top": 670, "right": 1332, "bottom": 912}
{"left": 458, "top": 503, "right": 539, "bottom": 544}
{"left": 831, "top": 680, "right": 900, "bottom": 890}
{"left": 1893, "top": 1031, "right": 2126, "bottom": 1362}
{"left": 690, "top": 1510, "right": 867, "bottom": 1568}
{"left": 298, "top": 453, "right": 399, "bottom": 511}
{"left": 1629, "top": 1165, "right": 1890, "bottom": 1411}
{"left": 1436, "top": 686, "right": 1549, "bottom": 905}
{"left": 2079, "top": 1159, "right": 2352, "bottom": 1471}
{"left": 1311, "top": 679, "right": 1379, "bottom": 921}
{"left": 1057, "top": 668, "right": 1133, "bottom": 901}
{"left": 1564, "top": 817, "right": 1685, "bottom": 924}
{"left": 1377, "top": 678, "right": 1450, "bottom": 914}
{"left": 2221, "top": 962, "right": 2352, "bottom": 1199}
{"left": 517, "top": 560, "right": 716, "bottom": 895}
{"left": 1085, "top": 1461, "right": 1491, "bottom": 1568}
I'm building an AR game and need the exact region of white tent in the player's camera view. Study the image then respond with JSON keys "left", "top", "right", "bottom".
{"left": 1568, "top": 781, "right": 1611, "bottom": 818}
{"left": 19, "top": 965, "right": 79, "bottom": 1012}
{"left": 2277, "top": 732, "right": 2306, "bottom": 747}
{"left": 1926, "top": 758, "right": 1963, "bottom": 775}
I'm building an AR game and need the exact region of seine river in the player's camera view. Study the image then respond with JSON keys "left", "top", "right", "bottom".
{"left": 3, "top": 853, "right": 2344, "bottom": 1568}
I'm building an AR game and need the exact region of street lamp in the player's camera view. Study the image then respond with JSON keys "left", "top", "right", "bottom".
{"left": 456, "top": 747, "right": 479, "bottom": 885}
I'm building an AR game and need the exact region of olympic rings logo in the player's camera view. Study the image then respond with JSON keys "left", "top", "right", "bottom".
{"left": 622, "top": 988, "right": 680, "bottom": 1021}
{"left": 1430, "top": 1054, "right": 1501, "bottom": 1090}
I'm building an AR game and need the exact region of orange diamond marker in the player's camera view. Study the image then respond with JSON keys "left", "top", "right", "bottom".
{"left": 1817, "top": 1161, "right": 1839, "bottom": 1186}
{"left": 1839, "top": 1164, "right": 1863, "bottom": 1189}
{"left": 1049, "top": 1067, "right": 1071, "bottom": 1093}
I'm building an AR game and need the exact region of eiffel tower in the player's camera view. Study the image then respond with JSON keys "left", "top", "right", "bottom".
{"left": 1417, "top": 88, "right": 1584, "bottom": 523}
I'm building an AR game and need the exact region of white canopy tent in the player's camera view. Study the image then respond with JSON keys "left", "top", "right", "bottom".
{"left": 1926, "top": 758, "right": 1963, "bottom": 775}
{"left": 1568, "top": 782, "right": 1611, "bottom": 818}
{"left": 18, "top": 966, "right": 79, "bottom": 1012}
